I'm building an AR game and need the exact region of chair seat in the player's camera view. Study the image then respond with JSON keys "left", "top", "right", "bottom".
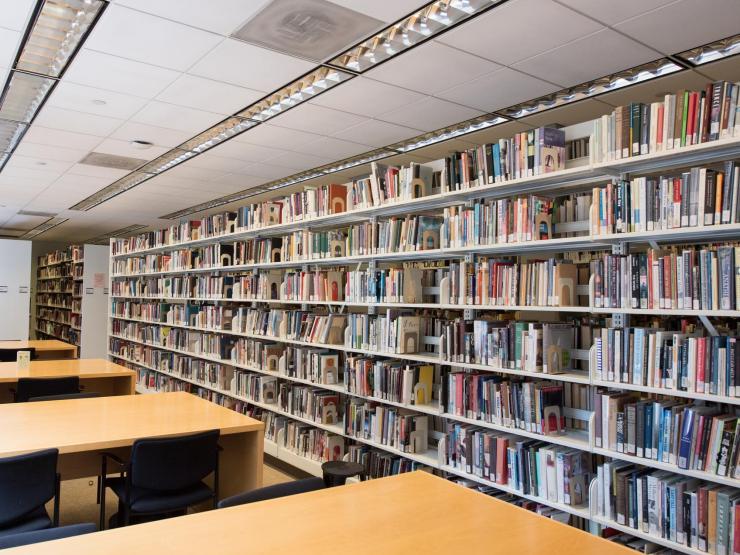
{"left": 0, "top": 506, "right": 51, "bottom": 538}
{"left": 107, "top": 478, "right": 213, "bottom": 514}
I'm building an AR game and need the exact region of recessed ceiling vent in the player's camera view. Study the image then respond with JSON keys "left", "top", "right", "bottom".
{"left": 79, "top": 152, "right": 147, "bottom": 171}
{"left": 231, "top": 0, "right": 382, "bottom": 62}
{"left": 17, "top": 210, "right": 57, "bottom": 218}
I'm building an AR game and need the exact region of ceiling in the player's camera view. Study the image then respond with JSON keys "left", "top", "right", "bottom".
{"left": 0, "top": 0, "right": 738, "bottom": 242}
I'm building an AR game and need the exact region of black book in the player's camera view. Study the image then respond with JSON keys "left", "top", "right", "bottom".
{"left": 705, "top": 170, "right": 716, "bottom": 225}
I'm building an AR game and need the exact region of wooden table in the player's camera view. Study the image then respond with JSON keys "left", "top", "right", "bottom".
{"left": 4, "top": 472, "right": 632, "bottom": 555}
{"left": 0, "top": 359, "right": 136, "bottom": 402}
{"left": 0, "top": 391, "right": 264, "bottom": 499}
{"left": 0, "top": 339, "right": 77, "bottom": 360}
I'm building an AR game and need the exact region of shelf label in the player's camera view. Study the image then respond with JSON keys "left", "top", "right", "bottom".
{"left": 0, "top": 286, "right": 7, "bottom": 293}
{"left": 18, "top": 286, "right": 28, "bottom": 293}
{"left": 86, "top": 288, "right": 94, "bottom": 295}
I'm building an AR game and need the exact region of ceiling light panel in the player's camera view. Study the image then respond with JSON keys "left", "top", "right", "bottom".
{"left": 177, "top": 117, "right": 258, "bottom": 155}
{"left": 0, "top": 119, "right": 28, "bottom": 152}
{"left": 16, "top": 0, "right": 107, "bottom": 77}
{"left": 70, "top": 171, "right": 151, "bottom": 210}
{"left": 0, "top": 72, "right": 54, "bottom": 123}
{"left": 677, "top": 33, "right": 740, "bottom": 65}
{"left": 237, "top": 66, "right": 353, "bottom": 123}
{"left": 329, "top": 0, "right": 502, "bottom": 72}
{"left": 390, "top": 113, "right": 507, "bottom": 152}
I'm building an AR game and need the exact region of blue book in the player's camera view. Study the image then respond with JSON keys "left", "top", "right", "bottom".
{"left": 678, "top": 408, "right": 695, "bottom": 469}
{"left": 645, "top": 403, "right": 654, "bottom": 459}
{"left": 633, "top": 328, "right": 645, "bottom": 385}
{"left": 492, "top": 143, "right": 501, "bottom": 181}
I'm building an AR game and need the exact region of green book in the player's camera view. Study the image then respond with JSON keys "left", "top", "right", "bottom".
{"left": 514, "top": 322, "right": 526, "bottom": 369}
{"left": 681, "top": 90, "right": 690, "bottom": 147}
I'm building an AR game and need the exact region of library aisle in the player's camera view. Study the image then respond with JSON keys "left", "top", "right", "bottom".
{"left": 0, "top": 0, "right": 739, "bottom": 553}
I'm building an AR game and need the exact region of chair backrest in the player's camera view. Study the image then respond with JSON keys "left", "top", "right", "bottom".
{"left": 0, "top": 522, "right": 96, "bottom": 549}
{"left": 217, "top": 477, "right": 325, "bottom": 509}
{"left": 15, "top": 376, "right": 80, "bottom": 403}
{"left": 130, "top": 430, "right": 220, "bottom": 491}
{"left": 0, "top": 448, "right": 58, "bottom": 527}
{"left": 28, "top": 391, "right": 101, "bottom": 402}
{"left": 0, "top": 348, "right": 36, "bottom": 363}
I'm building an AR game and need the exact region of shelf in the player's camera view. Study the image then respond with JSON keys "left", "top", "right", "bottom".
{"left": 590, "top": 515, "right": 704, "bottom": 555}
{"left": 36, "top": 303, "right": 72, "bottom": 310}
{"left": 592, "top": 379, "right": 740, "bottom": 406}
{"left": 108, "top": 317, "right": 590, "bottom": 385}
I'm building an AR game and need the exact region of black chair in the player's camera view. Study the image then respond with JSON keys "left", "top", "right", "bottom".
{"left": 0, "top": 449, "right": 59, "bottom": 538}
{"left": 0, "top": 348, "right": 36, "bottom": 363}
{"left": 14, "top": 377, "right": 80, "bottom": 403}
{"left": 28, "top": 392, "right": 101, "bottom": 402}
{"left": 0, "top": 523, "right": 95, "bottom": 549}
{"left": 217, "top": 477, "right": 325, "bottom": 509}
{"left": 321, "top": 460, "right": 365, "bottom": 487}
{"left": 99, "top": 430, "right": 220, "bottom": 529}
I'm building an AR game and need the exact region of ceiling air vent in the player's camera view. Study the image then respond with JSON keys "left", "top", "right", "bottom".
{"left": 79, "top": 152, "right": 147, "bottom": 171}
{"left": 231, "top": 0, "right": 382, "bottom": 62}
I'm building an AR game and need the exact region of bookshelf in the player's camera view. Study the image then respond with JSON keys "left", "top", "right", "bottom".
{"left": 109, "top": 80, "right": 740, "bottom": 553}
{"left": 36, "top": 244, "right": 109, "bottom": 357}
{"left": 0, "top": 239, "right": 31, "bottom": 341}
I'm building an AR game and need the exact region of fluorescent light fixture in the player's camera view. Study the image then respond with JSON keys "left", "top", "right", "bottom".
{"left": 70, "top": 171, "right": 152, "bottom": 211}
{"left": 178, "top": 117, "right": 258, "bottom": 154}
{"left": 501, "top": 58, "right": 681, "bottom": 119}
{"left": 137, "top": 149, "right": 196, "bottom": 175}
{"left": 314, "top": 148, "right": 396, "bottom": 173}
{"left": 677, "top": 33, "right": 740, "bottom": 65}
{"left": 17, "top": 0, "right": 106, "bottom": 77}
{"left": 0, "top": 72, "right": 54, "bottom": 123}
{"left": 22, "top": 217, "right": 68, "bottom": 239}
{"left": 0, "top": 119, "right": 28, "bottom": 152}
{"left": 238, "top": 66, "right": 353, "bottom": 122}
{"left": 330, "top": 0, "right": 501, "bottom": 72}
{"left": 391, "top": 114, "right": 507, "bottom": 153}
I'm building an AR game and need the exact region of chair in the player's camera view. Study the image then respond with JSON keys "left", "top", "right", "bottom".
{"left": 0, "top": 348, "right": 36, "bottom": 363}
{"left": 28, "top": 392, "right": 100, "bottom": 402}
{"left": 0, "top": 449, "right": 59, "bottom": 538}
{"left": 99, "top": 430, "right": 220, "bottom": 529}
{"left": 0, "top": 523, "right": 95, "bottom": 549}
{"left": 14, "top": 377, "right": 80, "bottom": 403}
{"left": 321, "top": 460, "right": 365, "bottom": 487}
{"left": 217, "top": 477, "right": 325, "bottom": 509}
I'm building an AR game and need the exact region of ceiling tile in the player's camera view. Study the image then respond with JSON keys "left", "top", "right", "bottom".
{"left": 157, "top": 74, "right": 263, "bottom": 115}
{"left": 205, "top": 139, "right": 289, "bottom": 163}
{"left": 554, "top": 0, "right": 676, "bottom": 25}
{"left": 22, "top": 126, "right": 103, "bottom": 151}
{"left": 189, "top": 38, "right": 314, "bottom": 91}
{"left": 270, "top": 104, "right": 367, "bottom": 135}
{"left": 165, "top": 163, "right": 230, "bottom": 182}
{"left": 113, "top": 0, "right": 271, "bottom": 35}
{"left": 366, "top": 40, "right": 501, "bottom": 95}
{"left": 107, "top": 121, "right": 192, "bottom": 148}
{"left": 332, "top": 119, "right": 422, "bottom": 147}
{"left": 238, "top": 162, "right": 293, "bottom": 180}
{"left": 215, "top": 173, "right": 265, "bottom": 189}
{"left": 378, "top": 97, "right": 483, "bottom": 132}
{"left": 50, "top": 172, "right": 119, "bottom": 190}
{"left": 46, "top": 81, "right": 149, "bottom": 119}
{"left": 0, "top": 166, "right": 65, "bottom": 186}
{"left": 437, "top": 67, "right": 560, "bottom": 112}
{"left": 512, "top": 29, "right": 661, "bottom": 88}
{"left": 13, "top": 142, "right": 88, "bottom": 163}
{"left": 291, "top": 136, "right": 370, "bottom": 159}
{"left": 130, "top": 101, "right": 225, "bottom": 133}
{"left": 66, "top": 163, "right": 130, "bottom": 180}
{"left": 327, "top": 0, "right": 424, "bottom": 22}
{"left": 183, "top": 151, "right": 252, "bottom": 172}
{"left": 0, "top": 0, "right": 34, "bottom": 32}
{"left": 0, "top": 27, "right": 21, "bottom": 68}
{"left": 85, "top": 4, "right": 223, "bottom": 71}
{"left": 230, "top": 124, "right": 326, "bottom": 150}
{"left": 438, "top": 0, "right": 603, "bottom": 66}
{"left": 63, "top": 49, "right": 181, "bottom": 99}
{"left": 310, "top": 77, "right": 425, "bottom": 118}
{"left": 615, "top": 0, "right": 740, "bottom": 55}
{"left": 5, "top": 155, "right": 74, "bottom": 175}
{"left": 264, "top": 150, "right": 334, "bottom": 171}
{"left": 32, "top": 106, "right": 124, "bottom": 137}
{"left": 92, "top": 138, "right": 170, "bottom": 161}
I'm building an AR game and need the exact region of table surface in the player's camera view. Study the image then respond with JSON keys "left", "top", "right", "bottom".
{"left": 0, "top": 391, "right": 264, "bottom": 457}
{"left": 0, "top": 339, "right": 77, "bottom": 352}
{"left": 4, "top": 472, "right": 632, "bottom": 555}
{"left": 0, "top": 358, "right": 134, "bottom": 382}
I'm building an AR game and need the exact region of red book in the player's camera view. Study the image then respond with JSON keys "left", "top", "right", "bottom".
{"left": 696, "top": 337, "right": 706, "bottom": 393}
{"left": 495, "top": 437, "right": 508, "bottom": 485}
{"left": 328, "top": 183, "right": 347, "bottom": 214}
{"left": 733, "top": 503, "right": 740, "bottom": 555}
{"left": 686, "top": 92, "right": 697, "bottom": 145}
{"left": 657, "top": 104, "right": 665, "bottom": 148}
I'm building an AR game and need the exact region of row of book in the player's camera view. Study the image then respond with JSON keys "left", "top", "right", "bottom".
{"left": 37, "top": 308, "right": 70, "bottom": 325}
{"left": 594, "top": 460, "right": 740, "bottom": 553}
{"left": 445, "top": 422, "right": 591, "bottom": 507}
{"left": 594, "top": 327, "right": 740, "bottom": 397}
{"left": 592, "top": 244, "right": 740, "bottom": 311}
{"left": 36, "top": 293, "right": 71, "bottom": 308}
{"left": 344, "top": 400, "right": 429, "bottom": 454}
{"left": 591, "top": 80, "right": 740, "bottom": 163}
{"left": 595, "top": 391, "right": 740, "bottom": 480}
{"left": 37, "top": 279, "right": 73, "bottom": 294}
{"left": 591, "top": 163, "right": 740, "bottom": 235}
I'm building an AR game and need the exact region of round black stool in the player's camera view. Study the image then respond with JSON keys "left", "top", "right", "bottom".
{"left": 321, "top": 461, "right": 364, "bottom": 487}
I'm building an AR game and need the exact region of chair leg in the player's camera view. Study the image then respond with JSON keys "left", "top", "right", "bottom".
{"left": 99, "top": 480, "right": 106, "bottom": 530}
{"left": 122, "top": 504, "right": 130, "bottom": 527}
{"left": 53, "top": 474, "right": 60, "bottom": 527}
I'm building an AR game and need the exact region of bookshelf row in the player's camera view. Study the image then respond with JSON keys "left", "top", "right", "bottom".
{"left": 109, "top": 80, "right": 740, "bottom": 555}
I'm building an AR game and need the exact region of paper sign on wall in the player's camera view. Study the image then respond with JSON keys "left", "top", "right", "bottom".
{"left": 93, "top": 273, "right": 105, "bottom": 288}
